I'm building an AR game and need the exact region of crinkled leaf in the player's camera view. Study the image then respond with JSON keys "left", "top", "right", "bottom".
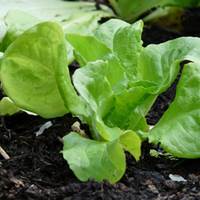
{"left": 62, "top": 132, "right": 126, "bottom": 183}
{"left": 104, "top": 87, "right": 155, "bottom": 131}
{"left": 69, "top": 20, "right": 152, "bottom": 134}
{"left": 68, "top": 20, "right": 143, "bottom": 68}
{"left": 0, "top": 22, "right": 69, "bottom": 118}
{"left": 73, "top": 58, "right": 126, "bottom": 140}
{"left": 113, "top": 20, "right": 143, "bottom": 79}
{"left": 149, "top": 62, "right": 200, "bottom": 158}
{"left": 94, "top": 19, "right": 129, "bottom": 49}
{"left": 72, "top": 56, "right": 152, "bottom": 142}
{"left": 138, "top": 37, "right": 200, "bottom": 93}
{"left": 138, "top": 37, "right": 200, "bottom": 158}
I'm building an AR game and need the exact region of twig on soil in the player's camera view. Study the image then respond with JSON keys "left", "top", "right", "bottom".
{"left": 0, "top": 145, "right": 10, "bottom": 160}
{"left": 71, "top": 121, "right": 87, "bottom": 137}
{"left": 10, "top": 177, "right": 25, "bottom": 187}
{"left": 57, "top": 121, "right": 88, "bottom": 145}
{"left": 57, "top": 136, "right": 64, "bottom": 144}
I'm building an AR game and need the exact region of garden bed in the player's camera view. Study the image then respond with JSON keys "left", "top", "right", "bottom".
{"left": 0, "top": 5, "right": 200, "bottom": 200}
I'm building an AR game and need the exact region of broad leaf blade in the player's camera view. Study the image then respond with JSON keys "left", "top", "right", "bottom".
{"left": 0, "top": 10, "right": 39, "bottom": 52}
{"left": 62, "top": 132, "right": 126, "bottom": 183}
{"left": 0, "top": 22, "right": 69, "bottom": 118}
{"left": 113, "top": 20, "right": 143, "bottom": 79}
{"left": 94, "top": 19, "right": 129, "bottom": 49}
{"left": 149, "top": 62, "right": 200, "bottom": 158}
{"left": 138, "top": 37, "right": 200, "bottom": 94}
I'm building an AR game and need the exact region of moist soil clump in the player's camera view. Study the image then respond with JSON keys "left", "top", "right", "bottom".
{"left": 0, "top": 7, "right": 200, "bottom": 200}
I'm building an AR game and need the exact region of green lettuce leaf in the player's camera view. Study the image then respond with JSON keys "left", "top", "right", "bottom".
{"left": 66, "top": 34, "right": 111, "bottom": 66}
{"left": 67, "top": 56, "right": 142, "bottom": 182}
{"left": 137, "top": 37, "right": 200, "bottom": 93}
{"left": 149, "top": 62, "right": 200, "bottom": 158}
{"left": 0, "top": 22, "right": 69, "bottom": 118}
{"left": 120, "top": 130, "right": 141, "bottom": 161}
{"left": 0, "top": 0, "right": 114, "bottom": 62}
{"left": 68, "top": 20, "right": 154, "bottom": 133}
{"left": 0, "top": 10, "right": 39, "bottom": 52}
{"left": 108, "top": 0, "right": 200, "bottom": 21}
{"left": 72, "top": 57, "right": 126, "bottom": 140}
{"left": 0, "top": 97, "right": 20, "bottom": 116}
{"left": 63, "top": 130, "right": 141, "bottom": 183}
{"left": 135, "top": 37, "right": 200, "bottom": 158}
{"left": 113, "top": 20, "right": 143, "bottom": 79}
{"left": 103, "top": 86, "right": 155, "bottom": 132}
{"left": 94, "top": 19, "right": 129, "bottom": 49}
{"left": 63, "top": 132, "right": 126, "bottom": 183}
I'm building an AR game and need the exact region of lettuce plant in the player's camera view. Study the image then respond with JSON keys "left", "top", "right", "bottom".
{"left": 0, "top": 20, "right": 199, "bottom": 183}
{"left": 108, "top": 0, "right": 200, "bottom": 21}
{"left": 0, "top": 0, "right": 113, "bottom": 62}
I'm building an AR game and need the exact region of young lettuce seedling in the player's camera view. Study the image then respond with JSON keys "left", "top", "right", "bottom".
{"left": 0, "top": 20, "right": 200, "bottom": 183}
{"left": 65, "top": 18, "right": 200, "bottom": 175}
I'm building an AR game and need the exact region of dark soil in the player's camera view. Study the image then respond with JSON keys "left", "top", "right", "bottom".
{"left": 0, "top": 5, "right": 200, "bottom": 200}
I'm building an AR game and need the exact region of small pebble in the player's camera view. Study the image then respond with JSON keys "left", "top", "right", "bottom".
{"left": 169, "top": 174, "right": 187, "bottom": 182}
